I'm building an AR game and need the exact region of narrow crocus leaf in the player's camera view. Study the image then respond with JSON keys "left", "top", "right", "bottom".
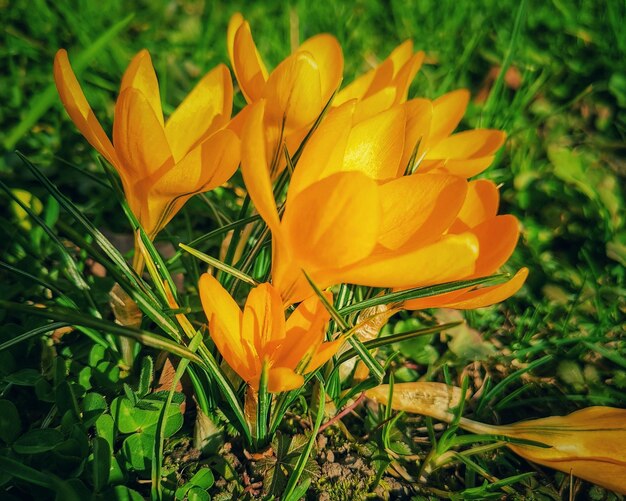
{"left": 180, "top": 243, "right": 258, "bottom": 286}
{"left": 302, "top": 271, "right": 385, "bottom": 382}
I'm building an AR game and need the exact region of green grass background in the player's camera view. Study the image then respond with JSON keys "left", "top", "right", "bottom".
{"left": 1, "top": 0, "right": 625, "bottom": 498}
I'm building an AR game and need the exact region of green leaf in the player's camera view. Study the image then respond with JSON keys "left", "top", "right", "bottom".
{"left": 137, "top": 356, "right": 154, "bottom": 397}
{"left": 189, "top": 468, "right": 215, "bottom": 489}
{"left": 187, "top": 486, "right": 210, "bottom": 501}
{"left": 4, "top": 368, "right": 42, "bottom": 386}
{"left": 0, "top": 400, "right": 21, "bottom": 443}
{"left": 0, "top": 456, "right": 53, "bottom": 488}
{"left": 105, "top": 485, "right": 145, "bottom": 501}
{"left": 95, "top": 414, "right": 115, "bottom": 449}
{"left": 56, "top": 381, "right": 81, "bottom": 422}
{"left": 82, "top": 393, "right": 107, "bottom": 428}
{"left": 92, "top": 436, "right": 111, "bottom": 492}
{"left": 13, "top": 428, "right": 64, "bottom": 454}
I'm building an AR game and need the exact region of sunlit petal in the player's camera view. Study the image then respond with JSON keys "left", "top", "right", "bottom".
{"left": 53, "top": 50, "right": 118, "bottom": 168}
{"left": 119, "top": 49, "right": 164, "bottom": 127}
{"left": 165, "top": 64, "right": 233, "bottom": 161}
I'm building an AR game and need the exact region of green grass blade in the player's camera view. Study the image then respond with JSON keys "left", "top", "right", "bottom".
{"left": 333, "top": 321, "right": 461, "bottom": 367}
{"left": 0, "top": 300, "right": 202, "bottom": 365}
{"left": 303, "top": 271, "right": 385, "bottom": 382}
{"left": 4, "top": 14, "right": 134, "bottom": 150}
{"left": 152, "top": 332, "right": 202, "bottom": 500}
{"left": 0, "top": 321, "right": 68, "bottom": 352}
{"left": 179, "top": 243, "right": 258, "bottom": 286}
{"left": 338, "top": 275, "right": 507, "bottom": 316}
{"left": 282, "top": 375, "right": 326, "bottom": 500}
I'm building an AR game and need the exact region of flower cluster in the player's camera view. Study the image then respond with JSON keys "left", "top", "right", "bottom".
{"left": 55, "top": 13, "right": 526, "bottom": 393}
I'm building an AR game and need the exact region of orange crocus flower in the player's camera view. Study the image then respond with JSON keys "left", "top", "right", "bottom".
{"left": 403, "top": 179, "right": 528, "bottom": 310}
{"left": 242, "top": 100, "right": 485, "bottom": 305}
{"left": 333, "top": 40, "right": 425, "bottom": 122}
{"left": 54, "top": 49, "right": 240, "bottom": 238}
{"left": 198, "top": 273, "right": 341, "bottom": 393}
{"left": 227, "top": 13, "right": 343, "bottom": 176}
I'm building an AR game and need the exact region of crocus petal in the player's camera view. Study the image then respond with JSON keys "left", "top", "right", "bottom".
{"left": 429, "top": 89, "right": 469, "bottom": 145}
{"left": 277, "top": 292, "right": 332, "bottom": 369}
{"left": 165, "top": 64, "right": 233, "bottom": 162}
{"left": 342, "top": 105, "right": 406, "bottom": 180}
{"left": 240, "top": 101, "right": 282, "bottom": 235}
{"left": 427, "top": 129, "right": 506, "bottom": 160}
{"left": 365, "top": 40, "right": 412, "bottom": 98}
{"left": 282, "top": 171, "right": 381, "bottom": 269}
{"left": 288, "top": 101, "right": 354, "bottom": 199}
{"left": 392, "top": 51, "right": 425, "bottom": 105}
{"left": 339, "top": 233, "right": 479, "bottom": 288}
{"left": 452, "top": 179, "right": 500, "bottom": 230}
{"left": 502, "top": 407, "right": 626, "bottom": 494}
{"left": 472, "top": 215, "right": 520, "bottom": 276}
{"left": 119, "top": 50, "right": 164, "bottom": 127}
{"left": 113, "top": 87, "right": 172, "bottom": 177}
{"left": 442, "top": 268, "right": 528, "bottom": 309}
{"left": 306, "top": 339, "right": 344, "bottom": 373}
{"left": 267, "top": 367, "right": 304, "bottom": 393}
{"left": 242, "top": 283, "right": 286, "bottom": 359}
{"left": 378, "top": 174, "right": 467, "bottom": 250}
{"left": 156, "top": 129, "right": 240, "bottom": 197}
{"left": 352, "top": 88, "right": 397, "bottom": 123}
{"left": 433, "top": 156, "right": 499, "bottom": 178}
{"left": 335, "top": 67, "right": 376, "bottom": 105}
{"left": 53, "top": 50, "right": 118, "bottom": 167}
{"left": 229, "top": 15, "right": 269, "bottom": 103}
{"left": 198, "top": 273, "right": 246, "bottom": 372}
{"left": 264, "top": 51, "right": 323, "bottom": 132}
{"left": 298, "top": 34, "right": 344, "bottom": 103}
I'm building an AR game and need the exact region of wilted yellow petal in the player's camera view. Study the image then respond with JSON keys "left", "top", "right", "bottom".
{"left": 466, "top": 407, "right": 626, "bottom": 494}
{"left": 165, "top": 64, "right": 233, "bottom": 161}
{"left": 366, "top": 382, "right": 465, "bottom": 422}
